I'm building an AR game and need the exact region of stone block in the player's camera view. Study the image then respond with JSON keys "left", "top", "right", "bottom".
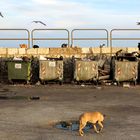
{"left": 0, "top": 48, "right": 7, "bottom": 55}
{"left": 37, "top": 48, "right": 49, "bottom": 55}
{"left": 27, "top": 48, "right": 37, "bottom": 55}
{"left": 8, "top": 48, "right": 18, "bottom": 55}
{"left": 82, "top": 48, "right": 90, "bottom": 54}
{"left": 18, "top": 48, "right": 26, "bottom": 55}
{"left": 127, "top": 47, "right": 138, "bottom": 53}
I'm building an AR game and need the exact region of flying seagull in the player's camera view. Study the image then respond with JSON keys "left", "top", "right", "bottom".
{"left": 137, "top": 22, "right": 140, "bottom": 25}
{"left": 32, "top": 21, "right": 46, "bottom": 26}
{"left": 0, "top": 12, "right": 3, "bottom": 18}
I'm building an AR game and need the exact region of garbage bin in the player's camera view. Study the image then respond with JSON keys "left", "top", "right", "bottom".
{"left": 74, "top": 59, "right": 98, "bottom": 83}
{"left": 7, "top": 60, "right": 31, "bottom": 83}
{"left": 113, "top": 60, "right": 138, "bottom": 84}
{"left": 39, "top": 59, "right": 63, "bottom": 84}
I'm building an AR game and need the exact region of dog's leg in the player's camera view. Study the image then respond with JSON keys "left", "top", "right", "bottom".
{"left": 98, "top": 121, "right": 103, "bottom": 132}
{"left": 93, "top": 124, "right": 100, "bottom": 133}
{"left": 79, "top": 122, "right": 86, "bottom": 136}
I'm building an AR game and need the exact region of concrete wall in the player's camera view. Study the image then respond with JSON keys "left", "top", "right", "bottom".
{"left": 0, "top": 47, "right": 138, "bottom": 58}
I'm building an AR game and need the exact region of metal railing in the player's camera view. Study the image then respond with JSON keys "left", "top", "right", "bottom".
{"left": 71, "top": 29, "right": 109, "bottom": 47}
{"left": 110, "top": 29, "right": 140, "bottom": 54}
{"left": 0, "top": 29, "right": 30, "bottom": 48}
{"left": 0, "top": 28, "right": 140, "bottom": 51}
{"left": 31, "top": 29, "right": 70, "bottom": 47}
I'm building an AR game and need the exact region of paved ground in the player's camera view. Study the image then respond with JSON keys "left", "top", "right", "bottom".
{"left": 0, "top": 84, "right": 140, "bottom": 140}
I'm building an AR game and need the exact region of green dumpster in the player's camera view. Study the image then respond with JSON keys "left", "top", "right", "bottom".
{"left": 7, "top": 61, "right": 31, "bottom": 82}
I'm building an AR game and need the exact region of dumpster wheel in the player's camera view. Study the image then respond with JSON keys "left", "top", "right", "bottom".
{"left": 59, "top": 80, "right": 63, "bottom": 85}
{"left": 40, "top": 80, "right": 46, "bottom": 85}
{"left": 9, "top": 80, "right": 14, "bottom": 85}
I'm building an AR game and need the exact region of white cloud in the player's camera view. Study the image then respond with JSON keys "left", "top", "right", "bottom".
{"left": 32, "top": 0, "right": 58, "bottom": 5}
{"left": 0, "top": 0, "right": 139, "bottom": 30}
{"left": 0, "top": 0, "right": 140, "bottom": 48}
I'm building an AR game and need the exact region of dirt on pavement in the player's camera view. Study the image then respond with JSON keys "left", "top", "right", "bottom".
{"left": 0, "top": 84, "right": 140, "bottom": 140}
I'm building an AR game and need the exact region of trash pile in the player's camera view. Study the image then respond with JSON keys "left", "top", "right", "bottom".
{"left": 111, "top": 49, "right": 139, "bottom": 85}
{"left": 98, "top": 56, "right": 111, "bottom": 81}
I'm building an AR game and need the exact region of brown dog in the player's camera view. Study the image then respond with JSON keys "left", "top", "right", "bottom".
{"left": 79, "top": 112, "right": 105, "bottom": 136}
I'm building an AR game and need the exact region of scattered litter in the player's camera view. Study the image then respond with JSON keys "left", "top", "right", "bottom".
{"left": 95, "top": 86, "right": 102, "bottom": 90}
{"left": 29, "top": 96, "right": 40, "bottom": 100}
{"left": 123, "top": 83, "right": 130, "bottom": 88}
{"left": 36, "top": 81, "right": 41, "bottom": 86}
{"left": 113, "top": 82, "right": 117, "bottom": 86}
{"left": 99, "top": 75, "right": 110, "bottom": 80}
{"left": 13, "top": 57, "right": 23, "bottom": 61}
{"left": 105, "top": 83, "right": 112, "bottom": 86}
{"left": 81, "top": 84, "right": 85, "bottom": 87}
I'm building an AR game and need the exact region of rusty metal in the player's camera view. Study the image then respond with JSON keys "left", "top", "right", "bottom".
{"left": 39, "top": 60, "right": 63, "bottom": 82}
{"left": 74, "top": 60, "right": 98, "bottom": 81}
{"left": 113, "top": 60, "right": 138, "bottom": 82}
{"left": 71, "top": 29, "right": 109, "bottom": 47}
{"left": 31, "top": 29, "right": 70, "bottom": 47}
{"left": 0, "top": 29, "right": 30, "bottom": 48}
{"left": 110, "top": 29, "right": 140, "bottom": 54}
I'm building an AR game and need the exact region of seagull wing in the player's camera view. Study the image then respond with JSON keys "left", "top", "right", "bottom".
{"left": 0, "top": 12, "right": 4, "bottom": 17}
{"left": 39, "top": 21, "right": 46, "bottom": 26}
{"left": 32, "top": 20, "right": 46, "bottom": 26}
{"left": 32, "top": 21, "right": 38, "bottom": 23}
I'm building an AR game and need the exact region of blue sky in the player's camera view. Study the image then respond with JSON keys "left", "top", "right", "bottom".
{"left": 0, "top": 0, "right": 140, "bottom": 29}
{"left": 0, "top": 0, "right": 140, "bottom": 47}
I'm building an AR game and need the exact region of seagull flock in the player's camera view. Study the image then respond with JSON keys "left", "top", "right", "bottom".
{"left": 1, "top": 11, "right": 140, "bottom": 27}
{"left": 0, "top": 12, "right": 47, "bottom": 26}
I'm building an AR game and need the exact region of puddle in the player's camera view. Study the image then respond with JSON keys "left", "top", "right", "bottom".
{"left": 0, "top": 95, "right": 40, "bottom": 100}
{"left": 0, "top": 95, "right": 28, "bottom": 100}
{"left": 55, "top": 121, "right": 93, "bottom": 131}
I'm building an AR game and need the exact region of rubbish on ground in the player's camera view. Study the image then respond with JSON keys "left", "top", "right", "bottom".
{"left": 13, "top": 57, "right": 22, "bottom": 61}
{"left": 123, "top": 83, "right": 130, "bottom": 88}
{"left": 81, "top": 84, "right": 85, "bottom": 87}
{"left": 95, "top": 86, "right": 102, "bottom": 90}
{"left": 29, "top": 96, "right": 40, "bottom": 100}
